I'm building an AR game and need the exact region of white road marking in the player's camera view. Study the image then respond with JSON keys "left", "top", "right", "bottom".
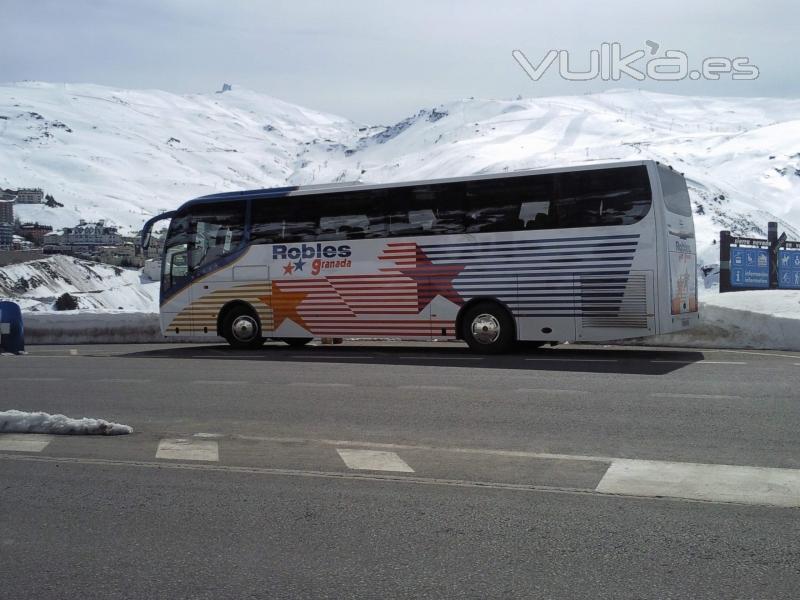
{"left": 156, "top": 438, "right": 219, "bottom": 462}
{"left": 398, "top": 385, "right": 461, "bottom": 391}
{"left": 96, "top": 378, "right": 151, "bottom": 384}
{"left": 525, "top": 358, "right": 617, "bottom": 363}
{"left": 515, "top": 388, "right": 589, "bottom": 395}
{"left": 651, "top": 392, "right": 743, "bottom": 400}
{"left": 696, "top": 361, "right": 747, "bottom": 365}
{"left": 239, "top": 434, "right": 613, "bottom": 463}
{"left": 69, "top": 349, "right": 78, "bottom": 356}
{"left": 10, "top": 453, "right": 800, "bottom": 504}
{"left": 596, "top": 459, "right": 800, "bottom": 507}
{"left": 193, "top": 432, "right": 224, "bottom": 438}
{"left": 397, "top": 356, "right": 483, "bottom": 361}
{"left": 651, "top": 360, "right": 746, "bottom": 365}
{"left": 7, "top": 377, "right": 63, "bottom": 381}
{"left": 336, "top": 449, "right": 415, "bottom": 472}
{"left": 288, "top": 382, "right": 354, "bottom": 388}
{"left": 0, "top": 434, "right": 52, "bottom": 452}
{"left": 289, "top": 354, "right": 375, "bottom": 359}
{"left": 192, "top": 380, "right": 247, "bottom": 385}
{"left": 712, "top": 349, "right": 800, "bottom": 360}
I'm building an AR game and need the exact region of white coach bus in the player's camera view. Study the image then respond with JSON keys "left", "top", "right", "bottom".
{"left": 141, "top": 160, "right": 698, "bottom": 353}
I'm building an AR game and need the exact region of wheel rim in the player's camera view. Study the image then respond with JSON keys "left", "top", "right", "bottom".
{"left": 231, "top": 315, "right": 258, "bottom": 342}
{"left": 470, "top": 313, "right": 501, "bottom": 345}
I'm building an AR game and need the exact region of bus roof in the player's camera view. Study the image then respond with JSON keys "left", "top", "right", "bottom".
{"left": 176, "top": 159, "right": 666, "bottom": 212}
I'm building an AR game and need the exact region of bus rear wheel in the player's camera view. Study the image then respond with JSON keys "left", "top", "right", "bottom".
{"left": 222, "top": 306, "right": 265, "bottom": 350}
{"left": 461, "top": 302, "right": 515, "bottom": 354}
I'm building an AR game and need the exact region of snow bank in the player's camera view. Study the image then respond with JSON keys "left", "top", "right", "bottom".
{"left": 638, "top": 289, "right": 800, "bottom": 351}
{"left": 0, "top": 409, "right": 133, "bottom": 435}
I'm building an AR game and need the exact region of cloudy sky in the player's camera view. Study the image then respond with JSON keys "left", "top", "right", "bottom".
{"left": 1, "top": 0, "right": 796, "bottom": 123}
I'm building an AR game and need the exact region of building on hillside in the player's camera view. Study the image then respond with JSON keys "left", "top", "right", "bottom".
{"left": 0, "top": 198, "right": 13, "bottom": 225}
{"left": 11, "top": 235, "right": 33, "bottom": 250}
{"left": 59, "top": 219, "right": 121, "bottom": 247}
{"left": 0, "top": 191, "right": 17, "bottom": 202}
{"left": 0, "top": 223, "right": 13, "bottom": 248}
{"left": 17, "top": 222, "right": 53, "bottom": 246}
{"left": 15, "top": 188, "right": 44, "bottom": 204}
{"left": 97, "top": 243, "right": 141, "bottom": 267}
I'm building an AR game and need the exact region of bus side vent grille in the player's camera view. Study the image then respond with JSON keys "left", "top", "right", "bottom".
{"left": 580, "top": 274, "right": 648, "bottom": 329}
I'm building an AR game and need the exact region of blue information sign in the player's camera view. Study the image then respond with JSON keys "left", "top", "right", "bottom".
{"left": 730, "top": 247, "right": 770, "bottom": 288}
{"left": 778, "top": 249, "right": 800, "bottom": 289}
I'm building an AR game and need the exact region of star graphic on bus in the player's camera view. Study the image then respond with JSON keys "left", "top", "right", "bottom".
{"left": 294, "top": 258, "right": 306, "bottom": 272}
{"left": 397, "top": 246, "right": 465, "bottom": 312}
{"left": 283, "top": 261, "right": 295, "bottom": 275}
{"left": 261, "top": 282, "right": 308, "bottom": 329}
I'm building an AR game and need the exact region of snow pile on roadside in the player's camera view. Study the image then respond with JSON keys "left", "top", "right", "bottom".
{"left": 0, "top": 409, "right": 133, "bottom": 435}
{"left": 642, "top": 289, "right": 800, "bottom": 351}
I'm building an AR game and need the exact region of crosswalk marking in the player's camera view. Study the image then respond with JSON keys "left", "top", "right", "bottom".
{"left": 156, "top": 438, "right": 219, "bottom": 462}
{"left": 336, "top": 449, "right": 415, "bottom": 472}
{"left": 596, "top": 459, "right": 800, "bottom": 507}
{"left": 5, "top": 432, "right": 800, "bottom": 506}
{"left": 0, "top": 434, "right": 52, "bottom": 452}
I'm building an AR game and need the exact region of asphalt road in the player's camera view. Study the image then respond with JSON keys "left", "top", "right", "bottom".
{"left": 2, "top": 341, "right": 800, "bottom": 598}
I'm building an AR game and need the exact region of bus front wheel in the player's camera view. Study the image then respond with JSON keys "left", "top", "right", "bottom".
{"left": 222, "top": 306, "right": 265, "bottom": 350}
{"left": 461, "top": 302, "right": 515, "bottom": 354}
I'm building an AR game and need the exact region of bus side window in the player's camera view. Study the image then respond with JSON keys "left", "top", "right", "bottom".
{"left": 188, "top": 201, "right": 246, "bottom": 270}
{"left": 464, "top": 179, "right": 523, "bottom": 233}
{"left": 519, "top": 201, "right": 553, "bottom": 229}
{"left": 411, "top": 183, "right": 466, "bottom": 236}
{"left": 555, "top": 167, "right": 651, "bottom": 228}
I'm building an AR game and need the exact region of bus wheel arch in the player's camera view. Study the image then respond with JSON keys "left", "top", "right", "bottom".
{"left": 218, "top": 301, "right": 265, "bottom": 349}
{"left": 456, "top": 298, "right": 517, "bottom": 354}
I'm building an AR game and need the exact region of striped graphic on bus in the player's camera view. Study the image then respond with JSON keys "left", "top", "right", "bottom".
{"left": 169, "top": 233, "right": 641, "bottom": 337}
{"left": 418, "top": 233, "right": 641, "bottom": 319}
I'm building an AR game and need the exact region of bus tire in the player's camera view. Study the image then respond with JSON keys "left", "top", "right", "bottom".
{"left": 461, "top": 302, "right": 516, "bottom": 354}
{"left": 281, "top": 338, "right": 313, "bottom": 347}
{"left": 222, "top": 306, "right": 265, "bottom": 350}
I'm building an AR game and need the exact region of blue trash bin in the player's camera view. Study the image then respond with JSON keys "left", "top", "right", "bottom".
{"left": 0, "top": 301, "right": 25, "bottom": 354}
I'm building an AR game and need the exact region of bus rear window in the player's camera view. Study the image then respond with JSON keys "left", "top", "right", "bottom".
{"left": 660, "top": 168, "right": 692, "bottom": 217}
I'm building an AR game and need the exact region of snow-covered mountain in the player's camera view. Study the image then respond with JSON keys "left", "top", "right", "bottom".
{"left": 2, "top": 81, "right": 800, "bottom": 266}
